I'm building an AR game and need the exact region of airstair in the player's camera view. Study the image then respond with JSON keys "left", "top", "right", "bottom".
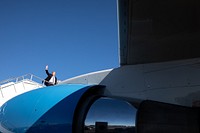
{"left": 0, "top": 74, "right": 44, "bottom": 106}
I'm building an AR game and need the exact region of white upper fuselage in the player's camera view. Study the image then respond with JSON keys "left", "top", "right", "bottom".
{"left": 61, "top": 58, "right": 200, "bottom": 107}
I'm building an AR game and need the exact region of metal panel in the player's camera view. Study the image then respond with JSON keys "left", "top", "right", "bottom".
{"left": 136, "top": 100, "right": 200, "bottom": 133}
{"left": 118, "top": 0, "right": 200, "bottom": 65}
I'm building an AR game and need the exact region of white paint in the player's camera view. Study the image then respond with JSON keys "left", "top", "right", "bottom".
{"left": 0, "top": 79, "right": 43, "bottom": 106}
{"left": 61, "top": 58, "right": 200, "bottom": 107}
{"left": 60, "top": 69, "right": 113, "bottom": 85}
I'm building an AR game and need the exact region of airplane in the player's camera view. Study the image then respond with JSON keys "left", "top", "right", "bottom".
{"left": 0, "top": 0, "right": 200, "bottom": 132}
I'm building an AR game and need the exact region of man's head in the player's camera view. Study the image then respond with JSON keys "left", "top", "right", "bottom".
{"left": 52, "top": 71, "right": 56, "bottom": 76}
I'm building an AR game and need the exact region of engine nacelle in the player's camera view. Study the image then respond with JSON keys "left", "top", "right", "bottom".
{"left": 0, "top": 84, "right": 106, "bottom": 133}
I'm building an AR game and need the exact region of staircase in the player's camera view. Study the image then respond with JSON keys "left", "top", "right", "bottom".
{"left": 0, "top": 74, "right": 44, "bottom": 106}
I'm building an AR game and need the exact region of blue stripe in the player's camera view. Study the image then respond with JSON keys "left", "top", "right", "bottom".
{"left": 0, "top": 84, "right": 93, "bottom": 133}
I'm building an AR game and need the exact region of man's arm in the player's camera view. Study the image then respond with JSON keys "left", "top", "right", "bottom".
{"left": 45, "top": 65, "right": 51, "bottom": 76}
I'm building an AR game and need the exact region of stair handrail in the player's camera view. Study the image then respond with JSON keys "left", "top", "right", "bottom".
{"left": 0, "top": 74, "right": 44, "bottom": 86}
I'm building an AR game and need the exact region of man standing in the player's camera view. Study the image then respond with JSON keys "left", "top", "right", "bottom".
{"left": 44, "top": 65, "right": 57, "bottom": 86}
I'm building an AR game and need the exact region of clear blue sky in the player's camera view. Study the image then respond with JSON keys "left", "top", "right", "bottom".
{"left": 0, "top": 0, "right": 118, "bottom": 81}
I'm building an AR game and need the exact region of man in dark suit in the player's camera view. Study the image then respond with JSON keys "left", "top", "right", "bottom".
{"left": 44, "top": 65, "right": 57, "bottom": 86}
